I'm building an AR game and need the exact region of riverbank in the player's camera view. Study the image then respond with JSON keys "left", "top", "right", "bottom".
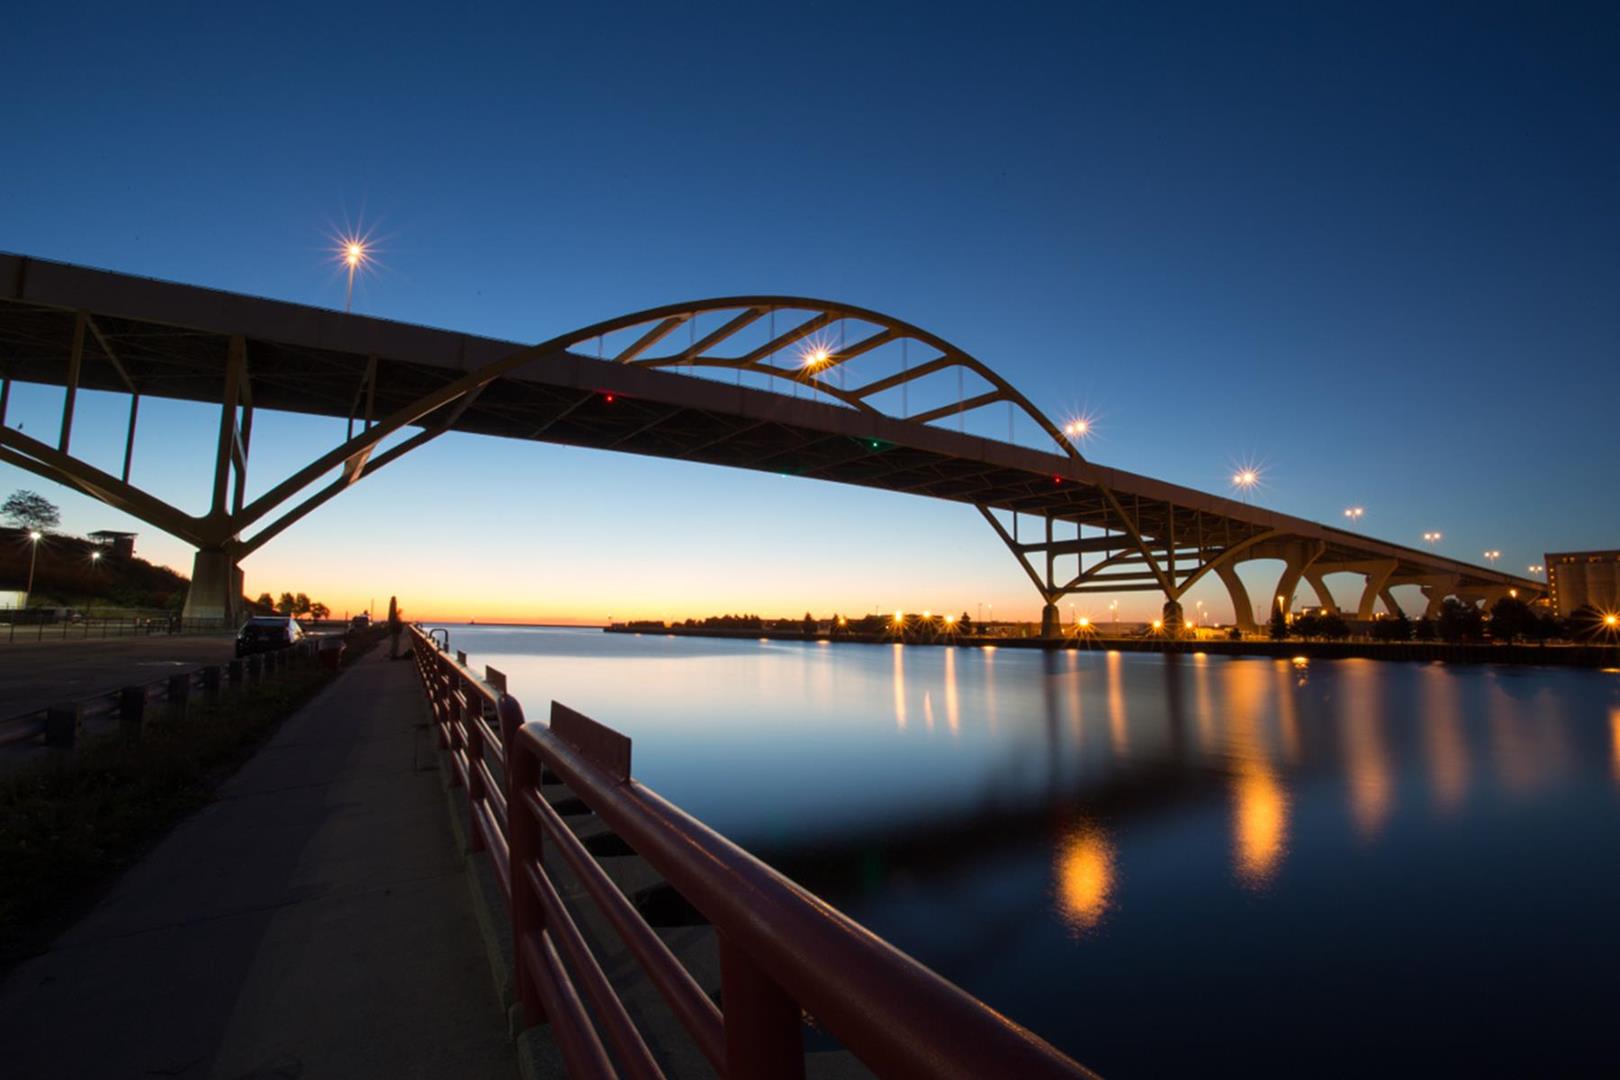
{"left": 605, "top": 624, "right": 1620, "bottom": 668}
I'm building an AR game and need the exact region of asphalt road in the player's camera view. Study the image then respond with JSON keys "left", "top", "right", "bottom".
{"left": 0, "top": 634, "right": 239, "bottom": 720}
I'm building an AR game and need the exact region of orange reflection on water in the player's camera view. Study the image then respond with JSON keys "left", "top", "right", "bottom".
{"left": 1106, "top": 650, "right": 1128, "bottom": 755}
{"left": 892, "top": 644, "right": 907, "bottom": 731}
{"left": 1341, "top": 662, "right": 1393, "bottom": 840}
{"left": 1233, "top": 761, "right": 1289, "bottom": 889}
{"left": 943, "top": 647, "right": 960, "bottom": 737}
{"left": 1611, "top": 707, "right": 1620, "bottom": 785}
{"left": 1054, "top": 821, "right": 1116, "bottom": 934}
{"left": 1422, "top": 666, "right": 1468, "bottom": 814}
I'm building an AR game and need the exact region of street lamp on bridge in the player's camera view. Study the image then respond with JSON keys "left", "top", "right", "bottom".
{"left": 1528, "top": 564, "right": 1544, "bottom": 575}
{"left": 1344, "top": 506, "right": 1364, "bottom": 525}
{"left": 1484, "top": 550, "right": 1501, "bottom": 566}
{"left": 1423, "top": 531, "right": 1443, "bottom": 546}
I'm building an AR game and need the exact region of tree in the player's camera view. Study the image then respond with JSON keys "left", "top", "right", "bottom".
{"left": 2, "top": 490, "right": 60, "bottom": 532}
{"left": 254, "top": 592, "right": 274, "bottom": 611}
{"left": 1319, "top": 612, "right": 1350, "bottom": 639}
{"left": 1414, "top": 616, "right": 1438, "bottom": 642}
{"left": 1437, "top": 599, "right": 1484, "bottom": 643}
{"left": 958, "top": 612, "right": 974, "bottom": 635}
{"left": 293, "top": 592, "right": 312, "bottom": 615}
{"left": 1566, "top": 605, "right": 1607, "bottom": 640}
{"left": 802, "top": 611, "right": 816, "bottom": 636}
{"left": 1488, "top": 596, "right": 1535, "bottom": 643}
{"left": 276, "top": 591, "right": 296, "bottom": 615}
{"left": 310, "top": 601, "right": 330, "bottom": 620}
{"left": 1269, "top": 607, "right": 1290, "bottom": 640}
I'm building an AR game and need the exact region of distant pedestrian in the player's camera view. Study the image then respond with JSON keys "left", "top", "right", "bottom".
{"left": 387, "top": 596, "right": 402, "bottom": 658}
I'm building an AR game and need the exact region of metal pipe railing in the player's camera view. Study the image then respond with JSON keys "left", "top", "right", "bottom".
{"left": 408, "top": 623, "right": 1100, "bottom": 1079}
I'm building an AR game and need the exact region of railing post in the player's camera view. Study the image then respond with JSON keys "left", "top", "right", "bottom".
{"left": 119, "top": 686, "right": 146, "bottom": 741}
{"left": 503, "top": 697, "right": 546, "bottom": 1027}
{"left": 45, "top": 703, "right": 82, "bottom": 749}
{"left": 718, "top": 933, "right": 806, "bottom": 1080}
{"left": 168, "top": 673, "right": 191, "bottom": 721}
{"left": 464, "top": 690, "right": 487, "bottom": 852}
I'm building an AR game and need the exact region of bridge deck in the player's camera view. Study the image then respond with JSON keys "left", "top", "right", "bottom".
{"left": 0, "top": 253, "right": 1537, "bottom": 598}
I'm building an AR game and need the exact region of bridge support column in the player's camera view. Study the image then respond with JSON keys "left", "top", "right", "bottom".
{"left": 1162, "top": 598, "right": 1185, "bottom": 638}
{"left": 1417, "top": 574, "right": 1460, "bottom": 618}
{"left": 1303, "top": 570, "right": 1339, "bottom": 613}
{"left": 1041, "top": 602, "right": 1061, "bottom": 639}
{"left": 1271, "top": 541, "right": 1324, "bottom": 618}
{"left": 1215, "top": 563, "right": 1256, "bottom": 633}
{"left": 1379, "top": 587, "right": 1403, "bottom": 617}
{"left": 1356, "top": 560, "right": 1399, "bottom": 620}
{"left": 181, "top": 547, "right": 243, "bottom": 626}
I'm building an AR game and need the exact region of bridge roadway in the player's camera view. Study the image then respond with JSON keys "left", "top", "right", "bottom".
{"left": 0, "top": 253, "right": 1541, "bottom": 628}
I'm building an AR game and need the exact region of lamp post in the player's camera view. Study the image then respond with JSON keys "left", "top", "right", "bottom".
{"left": 1483, "top": 550, "right": 1501, "bottom": 566}
{"left": 1344, "top": 506, "right": 1364, "bottom": 525}
{"left": 25, "top": 529, "right": 42, "bottom": 604}
{"left": 1423, "top": 531, "right": 1443, "bottom": 546}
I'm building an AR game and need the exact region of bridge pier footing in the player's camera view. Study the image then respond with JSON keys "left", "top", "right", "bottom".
{"left": 181, "top": 548, "right": 243, "bottom": 626}
{"left": 1041, "top": 603, "right": 1061, "bottom": 638}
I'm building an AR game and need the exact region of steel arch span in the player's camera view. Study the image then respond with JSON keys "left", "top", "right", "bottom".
{"left": 0, "top": 254, "right": 1543, "bottom": 627}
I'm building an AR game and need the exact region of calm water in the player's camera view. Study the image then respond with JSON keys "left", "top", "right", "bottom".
{"left": 436, "top": 625, "right": 1620, "bottom": 1077}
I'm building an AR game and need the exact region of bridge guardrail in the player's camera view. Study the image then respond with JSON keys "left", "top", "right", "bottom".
{"left": 409, "top": 623, "right": 1100, "bottom": 1080}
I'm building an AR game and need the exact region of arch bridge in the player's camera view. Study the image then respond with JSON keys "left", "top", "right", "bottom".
{"left": 0, "top": 254, "right": 1539, "bottom": 628}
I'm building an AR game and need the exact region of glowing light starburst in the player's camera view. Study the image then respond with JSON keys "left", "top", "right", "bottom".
{"left": 1229, "top": 459, "right": 1266, "bottom": 502}
{"left": 329, "top": 224, "right": 380, "bottom": 314}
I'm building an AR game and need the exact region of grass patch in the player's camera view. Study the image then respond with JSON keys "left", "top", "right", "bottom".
{"left": 0, "top": 627, "right": 387, "bottom": 969}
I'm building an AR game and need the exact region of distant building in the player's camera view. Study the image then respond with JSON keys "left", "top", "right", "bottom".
{"left": 89, "top": 530, "right": 137, "bottom": 559}
{"left": 1544, "top": 550, "right": 1620, "bottom": 617}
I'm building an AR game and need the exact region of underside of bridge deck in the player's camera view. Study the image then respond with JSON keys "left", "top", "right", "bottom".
{"left": 0, "top": 254, "right": 1542, "bottom": 626}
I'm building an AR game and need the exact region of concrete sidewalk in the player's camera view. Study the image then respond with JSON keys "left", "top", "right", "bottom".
{"left": 0, "top": 647, "right": 515, "bottom": 1079}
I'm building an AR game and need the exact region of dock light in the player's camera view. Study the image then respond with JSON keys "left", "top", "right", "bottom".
{"left": 90, "top": 551, "right": 101, "bottom": 563}
{"left": 944, "top": 614, "right": 956, "bottom": 625}
{"left": 1151, "top": 619, "right": 1163, "bottom": 632}
{"left": 1185, "top": 619, "right": 1194, "bottom": 630}
{"left": 894, "top": 611, "right": 903, "bottom": 622}
{"left": 30, "top": 530, "right": 42, "bottom": 541}
{"left": 1509, "top": 589, "right": 1518, "bottom": 598}
{"left": 1077, "top": 616, "right": 1090, "bottom": 629}
{"left": 1606, "top": 614, "right": 1619, "bottom": 629}
{"left": 923, "top": 610, "right": 931, "bottom": 619}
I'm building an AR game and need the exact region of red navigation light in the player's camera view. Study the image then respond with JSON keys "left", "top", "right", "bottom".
{"left": 1053, "top": 475, "right": 1062, "bottom": 484}
{"left": 603, "top": 393, "right": 615, "bottom": 403}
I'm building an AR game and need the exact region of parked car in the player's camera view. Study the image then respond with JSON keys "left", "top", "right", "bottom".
{"left": 350, "top": 613, "right": 372, "bottom": 630}
{"left": 237, "top": 615, "right": 305, "bottom": 657}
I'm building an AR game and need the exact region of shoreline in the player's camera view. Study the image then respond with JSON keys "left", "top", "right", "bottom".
{"left": 603, "top": 624, "right": 1620, "bottom": 669}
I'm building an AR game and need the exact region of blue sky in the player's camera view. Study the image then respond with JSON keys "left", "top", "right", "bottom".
{"left": 2, "top": 2, "right": 1616, "bottom": 621}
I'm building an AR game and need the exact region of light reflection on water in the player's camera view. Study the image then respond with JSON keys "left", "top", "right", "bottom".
{"left": 438, "top": 625, "right": 1620, "bottom": 1077}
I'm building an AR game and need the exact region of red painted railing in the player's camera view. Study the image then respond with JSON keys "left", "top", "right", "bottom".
{"left": 409, "top": 624, "right": 1100, "bottom": 1079}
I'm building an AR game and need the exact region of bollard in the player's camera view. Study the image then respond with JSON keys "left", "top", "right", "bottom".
{"left": 202, "top": 665, "right": 222, "bottom": 696}
{"left": 168, "top": 673, "right": 191, "bottom": 721}
{"left": 120, "top": 686, "right": 147, "bottom": 740}
{"left": 46, "top": 703, "right": 83, "bottom": 748}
